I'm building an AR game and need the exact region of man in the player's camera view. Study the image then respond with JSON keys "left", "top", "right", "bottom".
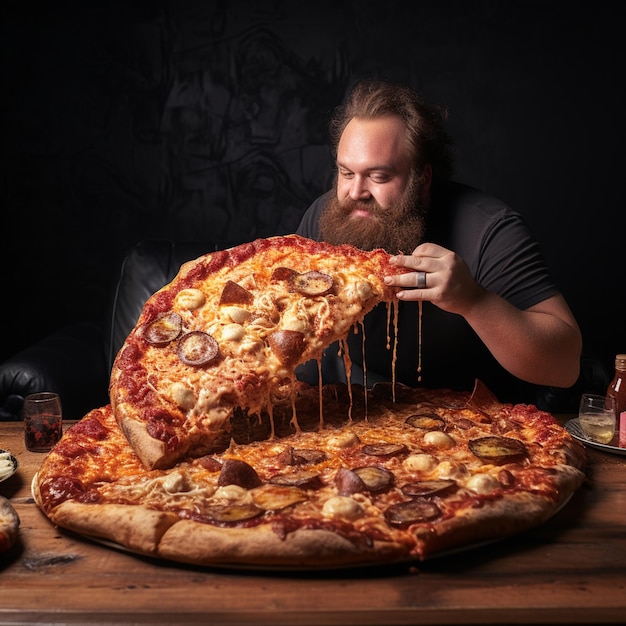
{"left": 296, "top": 79, "right": 582, "bottom": 405}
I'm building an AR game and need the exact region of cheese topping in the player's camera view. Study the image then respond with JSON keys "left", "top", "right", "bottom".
{"left": 403, "top": 453, "right": 438, "bottom": 473}
{"left": 464, "top": 472, "right": 501, "bottom": 494}
{"left": 322, "top": 496, "right": 364, "bottom": 520}
{"left": 423, "top": 431, "right": 456, "bottom": 449}
{"left": 109, "top": 236, "right": 403, "bottom": 468}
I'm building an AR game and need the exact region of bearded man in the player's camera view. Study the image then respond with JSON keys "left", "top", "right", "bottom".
{"left": 295, "top": 79, "right": 582, "bottom": 405}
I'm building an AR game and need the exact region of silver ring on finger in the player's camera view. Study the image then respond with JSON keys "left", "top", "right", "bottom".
{"left": 416, "top": 271, "right": 427, "bottom": 289}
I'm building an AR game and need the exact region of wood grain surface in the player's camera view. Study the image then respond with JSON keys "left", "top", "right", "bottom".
{"left": 1, "top": 419, "right": 625, "bottom": 625}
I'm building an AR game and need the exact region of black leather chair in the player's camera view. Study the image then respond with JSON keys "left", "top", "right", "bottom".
{"left": 0, "top": 240, "right": 244, "bottom": 420}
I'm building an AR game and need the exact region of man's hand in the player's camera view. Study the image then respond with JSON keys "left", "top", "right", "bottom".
{"left": 385, "top": 243, "right": 485, "bottom": 315}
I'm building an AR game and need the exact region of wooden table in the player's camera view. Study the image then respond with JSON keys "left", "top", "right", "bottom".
{"left": 1, "top": 418, "right": 625, "bottom": 625}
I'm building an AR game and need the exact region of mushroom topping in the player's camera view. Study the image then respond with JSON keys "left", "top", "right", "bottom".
{"left": 177, "top": 331, "right": 219, "bottom": 366}
{"left": 276, "top": 446, "right": 327, "bottom": 466}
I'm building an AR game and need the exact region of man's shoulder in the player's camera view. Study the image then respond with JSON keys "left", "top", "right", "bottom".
{"left": 434, "top": 181, "right": 515, "bottom": 217}
{"left": 429, "top": 181, "right": 530, "bottom": 258}
{"left": 295, "top": 191, "right": 332, "bottom": 239}
{"left": 431, "top": 181, "right": 523, "bottom": 235}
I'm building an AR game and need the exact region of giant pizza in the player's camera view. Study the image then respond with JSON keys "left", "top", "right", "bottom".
{"left": 33, "top": 235, "right": 586, "bottom": 568}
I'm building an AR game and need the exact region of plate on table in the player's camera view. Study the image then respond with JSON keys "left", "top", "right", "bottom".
{"left": 0, "top": 449, "right": 19, "bottom": 483}
{"left": 564, "top": 419, "right": 626, "bottom": 456}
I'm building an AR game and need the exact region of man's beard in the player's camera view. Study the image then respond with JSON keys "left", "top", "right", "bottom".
{"left": 318, "top": 176, "right": 428, "bottom": 254}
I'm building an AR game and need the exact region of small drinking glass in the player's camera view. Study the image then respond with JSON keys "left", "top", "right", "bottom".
{"left": 23, "top": 392, "right": 63, "bottom": 452}
{"left": 578, "top": 393, "right": 616, "bottom": 445}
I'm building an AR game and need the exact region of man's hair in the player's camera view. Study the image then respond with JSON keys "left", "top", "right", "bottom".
{"left": 328, "top": 79, "right": 455, "bottom": 183}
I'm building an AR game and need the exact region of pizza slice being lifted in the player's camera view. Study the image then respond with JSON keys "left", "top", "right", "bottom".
{"left": 109, "top": 235, "right": 403, "bottom": 469}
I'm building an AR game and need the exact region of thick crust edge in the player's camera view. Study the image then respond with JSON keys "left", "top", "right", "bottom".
{"left": 118, "top": 414, "right": 175, "bottom": 470}
{"left": 48, "top": 501, "right": 179, "bottom": 556}
{"left": 158, "top": 521, "right": 408, "bottom": 568}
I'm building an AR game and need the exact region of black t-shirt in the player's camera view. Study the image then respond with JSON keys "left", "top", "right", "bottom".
{"left": 295, "top": 181, "right": 560, "bottom": 404}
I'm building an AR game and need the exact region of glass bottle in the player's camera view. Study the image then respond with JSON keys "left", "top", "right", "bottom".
{"left": 607, "top": 354, "right": 626, "bottom": 416}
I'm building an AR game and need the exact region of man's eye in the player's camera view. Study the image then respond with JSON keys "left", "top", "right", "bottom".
{"left": 339, "top": 170, "right": 354, "bottom": 180}
{"left": 370, "top": 174, "right": 391, "bottom": 184}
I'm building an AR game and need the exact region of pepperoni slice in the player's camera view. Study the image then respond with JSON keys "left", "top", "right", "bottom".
{"left": 405, "top": 413, "right": 445, "bottom": 431}
{"left": 400, "top": 479, "right": 456, "bottom": 497}
{"left": 251, "top": 484, "right": 309, "bottom": 510}
{"left": 194, "top": 456, "right": 222, "bottom": 472}
{"left": 335, "top": 467, "right": 367, "bottom": 495}
{"left": 219, "top": 280, "right": 254, "bottom": 305}
{"left": 384, "top": 499, "right": 441, "bottom": 527}
{"left": 217, "top": 459, "right": 262, "bottom": 489}
{"left": 468, "top": 436, "right": 527, "bottom": 463}
{"left": 205, "top": 503, "right": 263, "bottom": 523}
{"left": 289, "top": 271, "right": 334, "bottom": 296}
{"left": 353, "top": 466, "right": 394, "bottom": 493}
{"left": 269, "top": 470, "right": 323, "bottom": 490}
{"left": 268, "top": 330, "right": 306, "bottom": 366}
{"left": 277, "top": 446, "right": 327, "bottom": 466}
{"left": 361, "top": 442, "right": 407, "bottom": 457}
{"left": 177, "top": 331, "right": 219, "bottom": 366}
{"left": 144, "top": 312, "right": 183, "bottom": 345}
{"left": 270, "top": 267, "right": 298, "bottom": 282}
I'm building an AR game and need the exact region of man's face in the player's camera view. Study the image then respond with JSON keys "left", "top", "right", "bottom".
{"left": 319, "top": 116, "right": 430, "bottom": 253}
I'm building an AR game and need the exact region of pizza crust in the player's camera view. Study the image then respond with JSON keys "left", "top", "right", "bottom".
{"left": 118, "top": 414, "right": 176, "bottom": 471}
{"left": 49, "top": 501, "right": 179, "bottom": 555}
{"left": 158, "top": 520, "right": 407, "bottom": 568}
{"left": 413, "top": 485, "right": 579, "bottom": 559}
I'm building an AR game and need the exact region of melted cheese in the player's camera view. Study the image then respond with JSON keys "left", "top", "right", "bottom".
{"left": 110, "top": 237, "right": 404, "bottom": 468}
{"left": 464, "top": 472, "right": 501, "bottom": 494}
{"left": 403, "top": 453, "right": 438, "bottom": 473}
{"left": 175, "top": 288, "right": 206, "bottom": 310}
{"left": 322, "top": 496, "right": 364, "bottom": 520}
{"left": 423, "top": 431, "right": 456, "bottom": 449}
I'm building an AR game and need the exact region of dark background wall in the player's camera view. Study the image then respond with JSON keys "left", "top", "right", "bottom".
{"left": 2, "top": 0, "right": 624, "bottom": 378}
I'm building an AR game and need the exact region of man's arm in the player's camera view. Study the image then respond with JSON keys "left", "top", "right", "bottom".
{"left": 385, "top": 243, "right": 582, "bottom": 388}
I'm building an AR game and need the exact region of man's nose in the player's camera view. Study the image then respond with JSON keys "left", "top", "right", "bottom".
{"left": 348, "top": 176, "right": 371, "bottom": 200}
